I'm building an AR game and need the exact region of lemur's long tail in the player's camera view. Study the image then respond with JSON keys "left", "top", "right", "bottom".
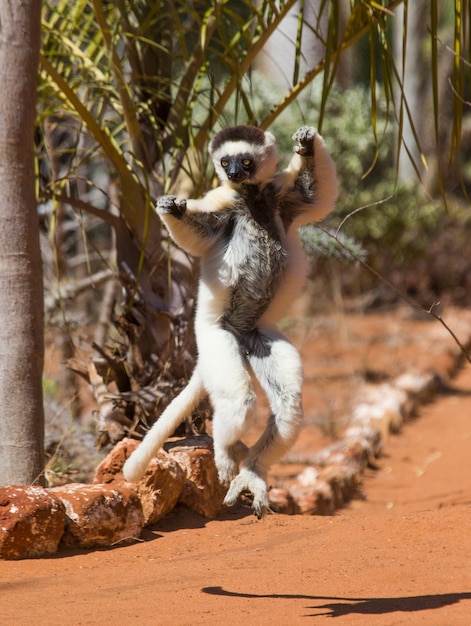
{"left": 123, "top": 368, "right": 205, "bottom": 483}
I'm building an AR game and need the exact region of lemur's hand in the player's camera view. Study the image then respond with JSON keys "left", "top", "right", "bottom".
{"left": 292, "top": 126, "right": 316, "bottom": 157}
{"left": 156, "top": 195, "right": 187, "bottom": 218}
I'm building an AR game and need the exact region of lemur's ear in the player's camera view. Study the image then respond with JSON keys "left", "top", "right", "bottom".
{"left": 263, "top": 131, "right": 276, "bottom": 147}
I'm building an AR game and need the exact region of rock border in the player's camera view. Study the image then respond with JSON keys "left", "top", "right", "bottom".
{"left": 268, "top": 370, "right": 439, "bottom": 514}
{"left": 2, "top": 324, "right": 470, "bottom": 559}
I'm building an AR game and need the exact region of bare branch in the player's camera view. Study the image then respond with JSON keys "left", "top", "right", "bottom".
{"left": 43, "top": 191, "right": 122, "bottom": 229}
{"left": 320, "top": 226, "right": 471, "bottom": 366}
{"left": 45, "top": 269, "right": 115, "bottom": 314}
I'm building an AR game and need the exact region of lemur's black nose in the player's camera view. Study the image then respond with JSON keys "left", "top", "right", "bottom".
{"left": 227, "top": 167, "right": 247, "bottom": 182}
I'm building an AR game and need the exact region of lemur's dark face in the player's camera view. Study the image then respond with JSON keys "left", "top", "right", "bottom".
{"left": 209, "top": 125, "right": 279, "bottom": 186}
{"left": 220, "top": 153, "right": 256, "bottom": 183}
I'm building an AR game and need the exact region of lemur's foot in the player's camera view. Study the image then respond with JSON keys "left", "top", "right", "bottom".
{"left": 223, "top": 468, "right": 269, "bottom": 519}
{"left": 292, "top": 126, "right": 316, "bottom": 157}
{"left": 215, "top": 456, "right": 239, "bottom": 486}
{"left": 215, "top": 441, "right": 249, "bottom": 486}
{"left": 156, "top": 195, "right": 187, "bottom": 218}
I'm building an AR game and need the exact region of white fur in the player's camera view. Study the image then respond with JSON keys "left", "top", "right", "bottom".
{"left": 123, "top": 126, "right": 337, "bottom": 518}
{"left": 186, "top": 185, "right": 239, "bottom": 214}
{"left": 261, "top": 134, "right": 338, "bottom": 324}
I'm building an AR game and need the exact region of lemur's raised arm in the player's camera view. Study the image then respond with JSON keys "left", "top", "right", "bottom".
{"left": 123, "top": 125, "right": 337, "bottom": 518}
{"left": 275, "top": 126, "right": 338, "bottom": 228}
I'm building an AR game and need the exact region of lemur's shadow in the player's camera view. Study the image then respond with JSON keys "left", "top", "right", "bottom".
{"left": 202, "top": 587, "right": 471, "bottom": 618}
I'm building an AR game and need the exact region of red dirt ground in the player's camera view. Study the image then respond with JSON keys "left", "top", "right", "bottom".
{"left": 3, "top": 309, "right": 471, "bottom": 625}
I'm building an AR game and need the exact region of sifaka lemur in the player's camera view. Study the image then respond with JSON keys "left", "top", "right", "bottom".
{"left": 123, "top": 125, "right": 337, "bottom": 518}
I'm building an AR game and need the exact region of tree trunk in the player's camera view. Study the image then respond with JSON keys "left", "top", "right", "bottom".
{"left": 253, "top": 0, "right": 328, "bottom": 88}
{"left": 0, "top": 0, "right": 44, "bottom": 484}
{"left": 394, "top": 1, "right": 429, "bottom": 183}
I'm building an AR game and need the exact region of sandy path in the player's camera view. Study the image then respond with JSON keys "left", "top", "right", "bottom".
{"left": 3, "top": 361, "right": 471, "bottom": 625}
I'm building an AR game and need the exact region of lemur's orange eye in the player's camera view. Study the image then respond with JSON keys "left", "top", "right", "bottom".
{"left": 242, "top": 158, "right": 252, "bottom": 167}
{"left": 221, "top": 159, "right": 229, "bottom": 168}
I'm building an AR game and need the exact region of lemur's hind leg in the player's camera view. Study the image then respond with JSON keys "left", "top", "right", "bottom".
{"left": 197, "top": 325, "right": 255, "bottom": 484}
{"left": 224, "top": 328, "right": 303, "bottom": 518}
{"left": 123, "top": 367, "right": 206, "bottom": 482}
